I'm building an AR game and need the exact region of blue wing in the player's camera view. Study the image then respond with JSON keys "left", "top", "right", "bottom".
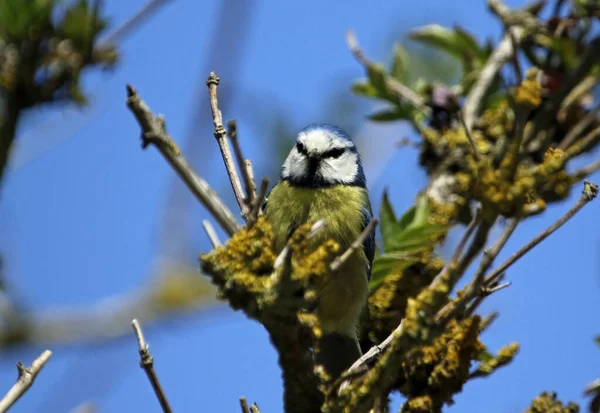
{"left": 361, "top": 206, "right": 376, "bottom": 282}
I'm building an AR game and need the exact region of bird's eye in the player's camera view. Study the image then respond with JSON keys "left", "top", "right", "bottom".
{"left": 324, "top": 148, "right": 345, "bottom": 158}
{"left": 296, "top": 142, "right": 308, "bottom": 155}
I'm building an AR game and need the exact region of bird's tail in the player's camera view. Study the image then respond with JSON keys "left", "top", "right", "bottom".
{"left": 315, "top": 332, "right": 362, "bottom": 379}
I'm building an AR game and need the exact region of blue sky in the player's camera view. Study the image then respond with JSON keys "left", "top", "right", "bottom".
{"left": 1, "top": 0, "right": 599, "bottom": 412}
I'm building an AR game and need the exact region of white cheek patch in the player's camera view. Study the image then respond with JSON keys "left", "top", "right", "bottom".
{"left": 318, "top": 152, "right": 358, "bottom": 184}
{"left": 282, "top": 148, "right": 307, "bottom": 180}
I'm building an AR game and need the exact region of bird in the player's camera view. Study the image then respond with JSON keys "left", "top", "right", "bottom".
{"left": 264, "top": 123, "right": 375, "bottom": 379}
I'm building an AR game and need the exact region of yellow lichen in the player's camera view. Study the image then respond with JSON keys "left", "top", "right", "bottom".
{"left": 524, "top": 392, "right": 579, "bottom": 413}
{"left": 514, "top": 68, "right": 543, "bottom": 108}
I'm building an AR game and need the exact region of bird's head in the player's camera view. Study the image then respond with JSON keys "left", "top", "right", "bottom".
{"left": 281, "top": 124, "right": 366, "bottom": 188}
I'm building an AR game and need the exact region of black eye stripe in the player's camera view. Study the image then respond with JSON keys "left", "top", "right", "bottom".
{"left": 295, "top": 142, "right": 308, "bottom": 155}
{"left": 324, "top": 148, "right": 345, "bottom": 158}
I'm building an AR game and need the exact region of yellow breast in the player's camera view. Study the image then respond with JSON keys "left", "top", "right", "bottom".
{"left": 265, "top": 181, "right": 367, "bottom": 253}
{"left": 265, "top": 181, "right": 370, "bottom": 336}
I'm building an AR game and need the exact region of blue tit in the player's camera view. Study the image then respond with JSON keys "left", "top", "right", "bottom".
{"left": 264, "top": 123, "right": 375, "bottom": 378}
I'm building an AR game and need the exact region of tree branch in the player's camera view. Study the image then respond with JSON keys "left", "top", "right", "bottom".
{"left": 206, "top": 72, "right": 249, "bottom": 217}
{"left": 330, "top": 218, "right": 378, "bottom": 272}
{"left": 345, "top": 31, "right": 431, "bottom": 114}
{"left": 463, "top": 0, "right": 525, "bottom": 131}
{"left": 227, "top": 120, "right": 257, "bottom": 205}
{"left": 484, "top": 180, "right": 598, "bottom": 287}
{"left": 132, "top": 319, "right": 172, "bottom": 413}
{"left": 0, "top": 350, "right": 52, "bottom": 412}
{"left": 202, "top": 220, "right": 222, "bottom": 248}
{"left": 125, "top": 84, "right": 241, "bottom": 235}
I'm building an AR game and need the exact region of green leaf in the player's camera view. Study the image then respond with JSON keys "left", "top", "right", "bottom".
{"left": 368, "top": 105, "right": 413, "bottom": 122}
{"left": 367, "top": 63, "right": 389, "bottom": 97}
{"left": 478, "top": 350, "right": 493, "bottom": 363}
{"left": 409, "top": 24, "right": 484, "bottom": 64}
{"left": 379, "top": 191, "right": 397, "bottom": 249}
{"left": 352, "top": 80, "right": 381, "bottom": 98}
{"left": 396, "top": 206, "right": 416, "bottom": 233}
{"left": 390, "top": 43, "right": 410, "bottom": 81}
{"left": 385, "top": 224, "right": 448, "bottom": 252}
{"left": 595, "top": 335, "right": 600, "bottom": 347}
{"left": 369, "top": 254, "right": 419, "bottom": 291}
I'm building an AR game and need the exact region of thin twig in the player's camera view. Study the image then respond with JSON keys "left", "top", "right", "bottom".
{"left": 346, "top": 31, "right": 431, "bottom": 114}
{"left": 429, "top": 206, "right": 482, "bottom": 292}
{"left": 558, "top": 102, "right": 600, "bottom": 150}
{"left": 0, "top": 350, "right": 52, "bottom": 413}
{"left": 463, "top": 7, "right": 524, "bottom": 130}
{"left": 507, "top": 29, "right": 523, "bottom": 85}
{"left": 239, "top": 397, "right": 250, "bottom": 413}
{"left": 247, "top": 178, "right": 269, "bottom": 228}
{"left": 330, "top": 218, "right": 379, "bottom": 271}
{"left": 131, "top": 319, "right": 172, "bottom": 413}
{"left": 206, "top": 73, "right": 249, "bottom": 217}
{"left": 462, "top": 218, "right": 519, "bottom": 302}
{"left": 484, "top": 180, "right": 598, "bottom": 287}
{"left": 572, "top": 159, "right": 600, "bottom": 181}
{"left": 459, "top": 113, "right": 481, "bottom": 161}
{"left": 102, "top": 0, "right": 172, "bottom": 44}
{"left": 483, "top": 281, "right": 511, "bottom": 295}
{"left": 126, "top": 84, "right": 241, "bottom": 235}
{"left": 464, "top": 274, "right": 507, "bottom": 317}
{"left": 202, "top": 220, "right": 222, "bottom": 248}
{"left": 249, "top": 403, "right": 261, "bottom": 413}
{"left": 227, "top": 120, "right": 257, "bottom": 204}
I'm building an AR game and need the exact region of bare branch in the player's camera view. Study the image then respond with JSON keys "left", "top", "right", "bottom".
{"left": 346, "top": 31, "right": 431, "bottom": 114}
{"left": 330, "top": 218, "right": 379, "bottom": 272}
{"left": 572, "top": 159, "right": 600, "bottom": 181}
{"left": 102, "top": 0, "right": 172, "bottom": 44}
{"left": 249, "top": 403, "right": 262, "bottom": 413}
{"left": 459, "top": 113, "right": 481, "bottom": 162}
{"left": 126, "top": 84, "right": 241, "bottom": 235}
{"left": 484, "top": 181, "right": 598, "bottom": 286}
{"left": 558, "top": 103, "right": 600, "bottom": 150}
{"left": 227, "top": 120, "right": 257, "bottom": 204}
{"left": 239, "top": 397, "right": 251, "bottom": 413}
{"left": 131, "top": 319, "right": 173, "bottom": 413}
{"left": 483, "top": 281, "right": 511, "bottom": 295}
{"left": 206, "top": 73, "right": 249, "bottom": 217}
{"left": 247, "top": 178, "right": 269, "bottom": 228}
{"left": 463, "top": 2, "right": 525, "bottom": 130}
{"left": 460, "top": 218, "right": 519, "bottom": 305}
{"left": 0, "top": 350, "right": 52, "bottom": 412}
{"left": 202, "top": 220, "right": 222, "bottom": 248}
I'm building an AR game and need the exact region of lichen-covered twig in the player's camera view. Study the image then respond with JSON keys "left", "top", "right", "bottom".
{"left": 330, "top": 218, "right": 378, "bottom": 271}
{"left": 207, "top": 72, "right": 249, "bottom": 218}
{"left": 126, "top": 85, "right": 241, "bottom": 235}
{"left": 484, "top": 181, "right": 598, "bottom": 287}
{"left": 202, "top": 220, "right": 222, "bottom": 248}
{"left": 463, "top": 0, "right": 525, "bottom": 131}
{"left": 346, "top": 31, "right": 431, "bottom": 114}
{"left": 131, "top": 319, "right": 172, "bottom": 413}
{"left": 0, "top": 350, "right": 52, "bottom": 413}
